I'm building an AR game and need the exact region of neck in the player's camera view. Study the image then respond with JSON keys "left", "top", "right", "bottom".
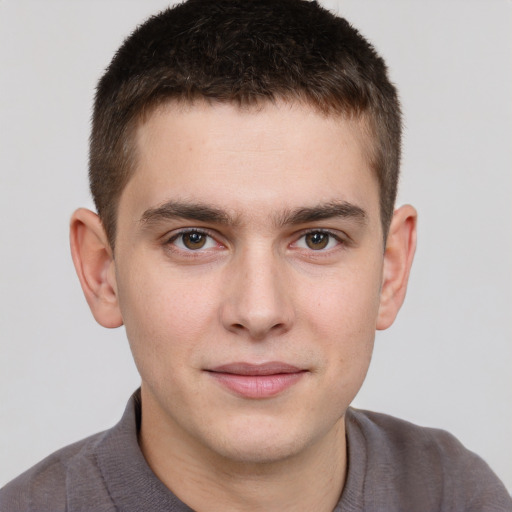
{"left": 139, "top": 391, "right": 348, "bottom": 512}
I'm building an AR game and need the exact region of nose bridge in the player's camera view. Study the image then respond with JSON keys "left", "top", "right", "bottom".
{"left": 221, "top": 240, "right": 293, "bottom": 339}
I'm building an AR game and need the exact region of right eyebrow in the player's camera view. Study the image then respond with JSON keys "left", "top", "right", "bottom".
{"left": 139, "top": 200, "right": 236, "bottom": 226}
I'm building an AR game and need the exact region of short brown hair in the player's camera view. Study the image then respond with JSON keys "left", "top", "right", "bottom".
{"left": 90, "top": 0, "right": 401, "bottom": 249}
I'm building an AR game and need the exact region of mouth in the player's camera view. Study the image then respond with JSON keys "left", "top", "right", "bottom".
{"left": 206, "top": 362, "right": 307, "bottom": 399}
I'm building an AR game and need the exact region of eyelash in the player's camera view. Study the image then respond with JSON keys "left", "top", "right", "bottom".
{"left": 292, "top": 229, "right": 345, "bottom": 252}
{"left": 165, "top": 228, "right": 345, "bottom": 254}
{"left": 166, "top": 228, "right": 220, "bottom": 252}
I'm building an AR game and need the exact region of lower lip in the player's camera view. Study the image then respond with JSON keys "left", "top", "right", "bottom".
{"left": 208, "top": 371, "right": 306, "bottom": 399}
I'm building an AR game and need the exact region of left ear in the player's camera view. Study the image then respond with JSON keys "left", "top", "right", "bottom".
{"left": 377, "top": 204, "right": 417, "bottom": 330}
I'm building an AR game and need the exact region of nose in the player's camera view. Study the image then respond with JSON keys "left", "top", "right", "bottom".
{"left": 220, "top": 246, "right": 294, "bottom": 341}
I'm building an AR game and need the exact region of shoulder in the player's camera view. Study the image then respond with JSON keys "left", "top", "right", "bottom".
{"left": 0, "top": 431, "right": 107, "bottom": 512}
{"left": 347, "top": 407, "right": 473, "bottom": 461}
{"left": 345, "top": 408, "right": 512, "bottom": 511}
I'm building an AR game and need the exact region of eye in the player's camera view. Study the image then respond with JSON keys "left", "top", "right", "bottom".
{"left": 170, "top": 230, "right": 218, "bottom": 251}
{"left": 294, "top": 231, "right": 340, "bottom": 251}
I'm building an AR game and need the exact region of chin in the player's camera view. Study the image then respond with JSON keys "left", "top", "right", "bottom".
{"left": 204, "top": 416, "right": 327, "bottom": 466}
{"left": 216, "top": 437, "right": 305, "bottom": 465}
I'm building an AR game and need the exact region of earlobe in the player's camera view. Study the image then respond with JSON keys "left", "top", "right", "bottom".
{"left": 376, "top": 204, "right": 417, "bottom": 330}
{"left": 69, "top": 208, "right": 123, "bottom": 328}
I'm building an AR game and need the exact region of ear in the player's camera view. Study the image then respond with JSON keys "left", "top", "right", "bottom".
{"left": 69, "top": 208, "right": 123, "bottom": 328}
{"left": 376, "top": 204, "right": 417, "bottom": 330}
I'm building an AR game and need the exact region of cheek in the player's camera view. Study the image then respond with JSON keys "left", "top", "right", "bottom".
{"left": 303, "top": 270, "right": 381, "bottom": 336}
{"left": 300, "top": 264, "right": 381, "bottom": 376}
{"left": 115, "top": 261, "right": 219, "bottom": 375}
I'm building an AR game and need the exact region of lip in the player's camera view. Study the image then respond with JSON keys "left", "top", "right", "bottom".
{"left": 206, "top": 362, "right": 307, "bottom": 399}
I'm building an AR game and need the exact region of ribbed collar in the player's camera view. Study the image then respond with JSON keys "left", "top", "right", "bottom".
{"left": 96, "top": 390, "right": 194, "bottom": 512}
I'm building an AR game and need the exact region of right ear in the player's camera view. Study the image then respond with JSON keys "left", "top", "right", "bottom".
{"left": 69, "top": 208, "right": 123, "bottom": 328}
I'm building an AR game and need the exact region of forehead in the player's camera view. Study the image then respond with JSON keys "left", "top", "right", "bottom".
{"left": 121, "top": 100, "right": 379, "bottom": 225}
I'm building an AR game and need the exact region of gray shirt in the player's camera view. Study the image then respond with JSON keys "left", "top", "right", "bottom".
{"left": 1, "top": 390, "right": 511, "bottom": 511}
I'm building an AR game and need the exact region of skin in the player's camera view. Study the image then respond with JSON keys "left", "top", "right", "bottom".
{"left": 70, "top": 101, "right": 416, "bottom": 512}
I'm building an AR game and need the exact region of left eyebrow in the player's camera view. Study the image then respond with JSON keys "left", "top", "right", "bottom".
{"left": 276, "top": 201, "right": 368, "bottom": 227}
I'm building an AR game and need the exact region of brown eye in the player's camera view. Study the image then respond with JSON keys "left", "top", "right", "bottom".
{"left": 169, "top": 230, "right": 220, "bottom": 253}
{"left": 181, "top": 232, "right": 207, "bottom": 250}
{"left": 305, "top": 232, "right": 329, "bottom": 250}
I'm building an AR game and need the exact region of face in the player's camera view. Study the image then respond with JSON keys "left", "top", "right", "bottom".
{"left": 113, "top": 101, "right": 385, "bottom": 464}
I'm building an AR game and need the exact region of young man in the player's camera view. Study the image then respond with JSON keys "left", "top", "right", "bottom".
{"left": 1, "top": 1, "right": 510, "bottom": 511}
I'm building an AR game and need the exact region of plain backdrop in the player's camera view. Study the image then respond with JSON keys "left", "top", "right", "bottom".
{"left": 1, "top": 0, "right": 511, "bottom": 491}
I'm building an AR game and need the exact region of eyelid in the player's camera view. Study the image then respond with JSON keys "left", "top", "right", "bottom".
{"left": 166, "top": 227, "right": 224, "bottom": 251}
{"left": 167, "top": 227, "right": 211, "bottom": 238}
{"left": 291, "top": 228, "right": 347, "bottom": 251}
{"left": 163, "top": 226, "right": 349, "bottom": 254}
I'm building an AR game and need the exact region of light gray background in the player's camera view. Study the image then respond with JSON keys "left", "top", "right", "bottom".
{"left": 1, "top": 0, "right": 511, "bottom": 491}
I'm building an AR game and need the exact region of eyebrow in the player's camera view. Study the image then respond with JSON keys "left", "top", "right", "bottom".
{"left": 139, "top": 199, "right": 367, "bottom": 228}
{"left": 277, "top": 201, "right": 367, "bottom": 226}
{"left": 140, "top": 200, "right": 235, "bottom": 226}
